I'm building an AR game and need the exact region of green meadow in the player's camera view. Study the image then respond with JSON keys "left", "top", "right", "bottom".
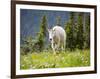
{"left": 20, "top": 49, "right": 90, "bottom": 69}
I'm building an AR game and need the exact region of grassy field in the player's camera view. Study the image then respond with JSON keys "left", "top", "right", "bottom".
{"left": 20, "top": 49, "right": 90, "bottom": 69}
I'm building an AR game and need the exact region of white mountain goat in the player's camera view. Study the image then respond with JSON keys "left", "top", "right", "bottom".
{"left": 48, "top": 25, "right": 66, "bottom": 54}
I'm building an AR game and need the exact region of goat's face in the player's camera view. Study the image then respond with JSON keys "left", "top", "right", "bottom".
{"left": 48, "top": 29, "right": 55, "bottom": 43}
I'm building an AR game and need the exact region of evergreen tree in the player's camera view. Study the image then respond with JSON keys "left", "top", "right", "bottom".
{"left": 40, "top": 15, "right": 47, "bottom": 36}
{"left": 84, "top": 14, "right": 90, "bottom": 49}
{"left": 35, "top": 15, "right": 47, "bottom": 51}
{"left": 65, "top": 12, "right": 90, "bottom": 50}
{"left": 65, "top": 12, "right": 75, "bottom": 50}
{"left": 76, "top": 13, "right": 84, "bottom": 49}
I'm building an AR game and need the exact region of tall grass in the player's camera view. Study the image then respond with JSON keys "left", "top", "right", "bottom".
{"left": 20, "top": 49, "right": 90, "bottom": 69}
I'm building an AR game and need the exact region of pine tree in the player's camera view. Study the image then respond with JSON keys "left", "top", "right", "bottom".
{"left": 84, "top": 14, "right": 90, "bottom": 49}
{"left": 34, "top": 15, "right": 47, "bottom": 51}
{"left": 76, "top": 13, "right": 84, "bottom": 49}
{"left": 40, "top": 15, "right": 47, "bottom": 36}
{"left": 65, "top": 12, "right": 75, "bottom": 50}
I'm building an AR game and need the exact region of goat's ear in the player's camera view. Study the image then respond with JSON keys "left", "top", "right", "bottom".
{"left": 47, "top": 28, "right": 50, "bottom": 32}
{"left": 47, "top": 24, "right": 50, "bottom": 32}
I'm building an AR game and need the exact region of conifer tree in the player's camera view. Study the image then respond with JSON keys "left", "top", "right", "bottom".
{"left": 65, "top": 12, "right": 75, "bottom": 50}
{"left": 84, "top": 14, "right": 90, "bottom": 49}
{"left": 35, "top": 15, "right": 47, "bottom": 51}
{"left": 76, "top": 13, "right": 84, "bottom": 49}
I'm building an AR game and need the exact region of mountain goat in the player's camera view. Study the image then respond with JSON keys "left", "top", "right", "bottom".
{"left": 48, "top": 25, "right": 66, "bottom": 54}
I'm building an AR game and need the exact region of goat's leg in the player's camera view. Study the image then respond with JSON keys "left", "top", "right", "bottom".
{"left": 57, "top": 38, "right": 61, "bottom": 51}
{"left": 61, "top": 44, "right": 64, "bottom": 51}
{"left": 61, "top": 40, "right": 66, "bottom": 52}
{"left": 55, "top": 44, "right": 57, "bottom": 50}
{"left": 51, "top": 41, "right": 56, "bottom": 54}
